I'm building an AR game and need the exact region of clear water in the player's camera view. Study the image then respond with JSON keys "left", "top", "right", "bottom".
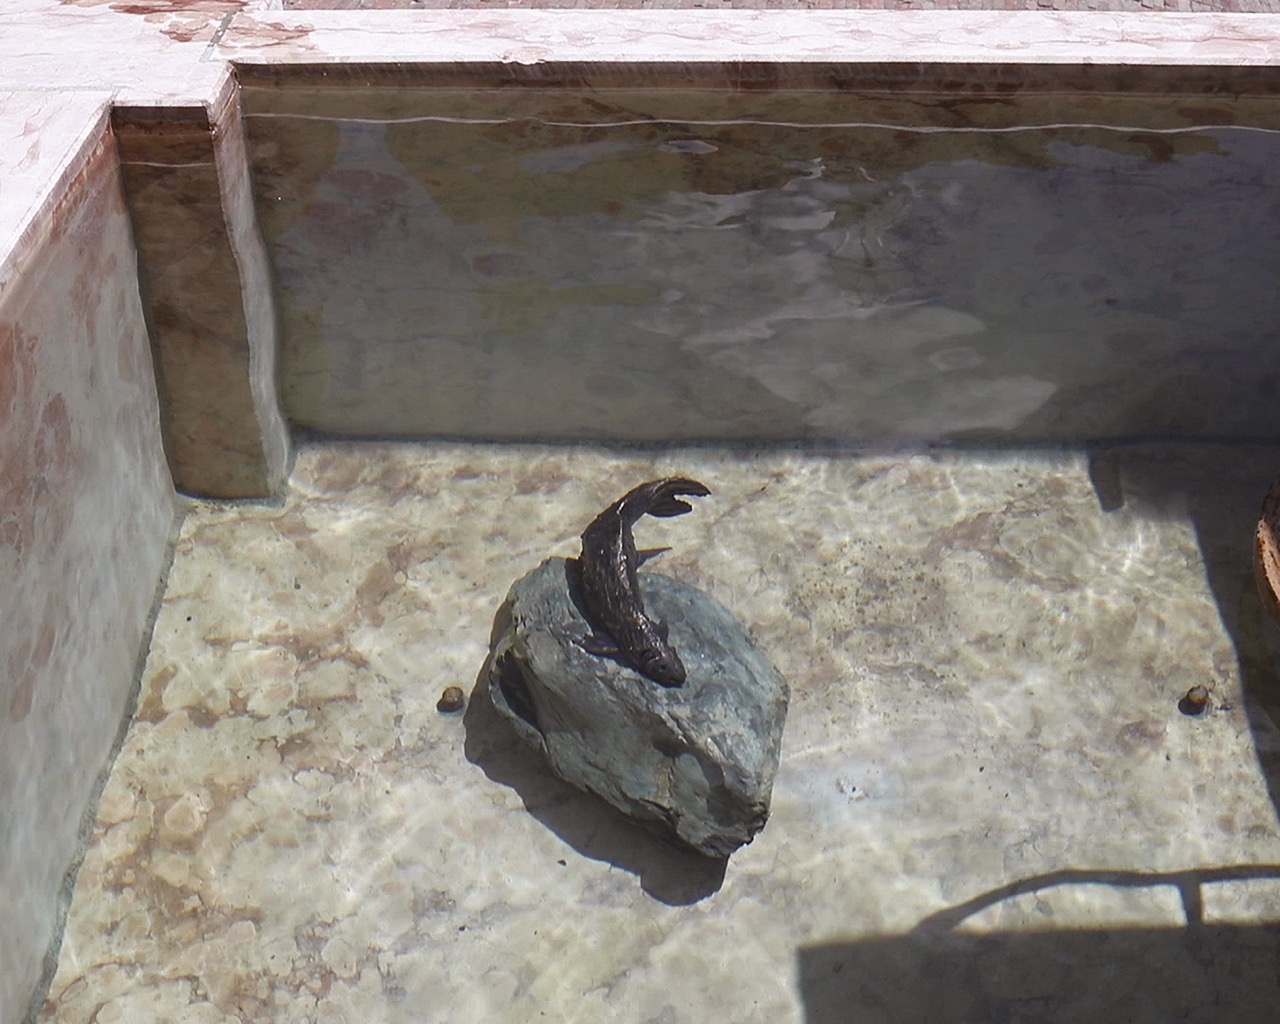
{"left": 241, "top": 86, "right": 1280, "bottom": 443}
{"left": 34, "top": 80, "right": 1280, "bottom": 1022}
{"left": 37, "top": 441, "right": 1280, "bottom": 1022}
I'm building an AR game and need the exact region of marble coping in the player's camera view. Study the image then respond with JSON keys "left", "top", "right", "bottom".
{"left": 5, "top": 8, "right": 1280, "bottom": 305}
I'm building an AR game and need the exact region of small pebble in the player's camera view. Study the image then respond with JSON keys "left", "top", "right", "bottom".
{"left": 1179, "top": 685, "right": 1210, "bottom": 716}
{"left": 437, "top": 686, "right": 466, "bottom": 714}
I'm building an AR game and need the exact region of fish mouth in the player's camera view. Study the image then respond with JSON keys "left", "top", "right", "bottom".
{"left": 636, "top": 648, "right": 687, "bottom": 689}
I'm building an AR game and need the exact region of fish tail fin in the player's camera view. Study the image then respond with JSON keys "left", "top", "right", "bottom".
{"left": 644, "top": 477, "right": 711, "bottom": 518}
{"left": 648, "top": 497, "right": 692, "bottom": 517}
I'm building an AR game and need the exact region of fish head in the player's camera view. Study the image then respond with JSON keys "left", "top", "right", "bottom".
{"left": 637, "top": 647, "right": 686, "bottom": 688}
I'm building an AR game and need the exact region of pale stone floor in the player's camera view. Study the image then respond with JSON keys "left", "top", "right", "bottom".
{"left": 36, "top": 441, "right": 1280, "bottom": 1023}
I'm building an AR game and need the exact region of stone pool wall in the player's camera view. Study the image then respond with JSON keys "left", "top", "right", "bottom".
{"left": 0, "top": 115, "right": 177, "bottom": 1022}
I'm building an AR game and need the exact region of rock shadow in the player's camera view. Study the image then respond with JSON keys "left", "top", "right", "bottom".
{"left": 461, "top": 598, "right": 727, "bottom": 906}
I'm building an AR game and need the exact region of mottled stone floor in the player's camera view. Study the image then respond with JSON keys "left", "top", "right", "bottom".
{"left": 38, "top": 442, "right": 1280, "bottom": 1023}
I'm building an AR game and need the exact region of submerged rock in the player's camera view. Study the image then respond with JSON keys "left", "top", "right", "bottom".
{"left": 487, "top": 557, "right": 788, "bottom": 858}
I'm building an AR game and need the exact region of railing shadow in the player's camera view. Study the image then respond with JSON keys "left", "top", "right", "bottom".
{"left": 799, "top": 865, "right": 1280, "bottom": 1024}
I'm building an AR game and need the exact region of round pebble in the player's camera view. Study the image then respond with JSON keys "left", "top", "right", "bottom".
{"left": 437, "top": 686, "right": 466, "bottom": 713}
{"left": 1179, "top": 685, "right": 1210, "bottom": 716}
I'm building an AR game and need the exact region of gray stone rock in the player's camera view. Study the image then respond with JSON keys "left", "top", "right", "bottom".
{"left": 487, "top": 557, "right": 788, "bottom": 858}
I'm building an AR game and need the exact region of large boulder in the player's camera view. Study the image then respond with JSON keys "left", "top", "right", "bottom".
{"left": 487, "top": 557, "right": 788, "bottom": 858}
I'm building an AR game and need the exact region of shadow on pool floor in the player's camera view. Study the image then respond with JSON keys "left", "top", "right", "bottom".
{"left": 799, "top": 865, "right": 1280, "bottom": 1024}
{"left": 1084, "top": 443, "right": 1280, "bottom": 828}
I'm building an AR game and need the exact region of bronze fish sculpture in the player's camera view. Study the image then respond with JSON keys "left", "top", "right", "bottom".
{"left": 577, "top": 477, "right": 711, "bottom": 687}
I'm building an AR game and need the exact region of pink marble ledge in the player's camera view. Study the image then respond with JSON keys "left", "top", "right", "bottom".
{"left": 219, "top": 11, "right": 1280, "bottom": 66}
{"left": 0, "top": 93, "right": 113, "bottom": 296}
{"left": 0, "top": 2, "right": 231, "bottom": 104}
